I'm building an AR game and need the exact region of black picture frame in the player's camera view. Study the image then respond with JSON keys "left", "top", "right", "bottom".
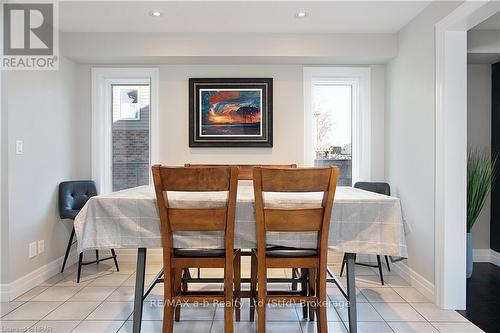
{"left": 189, "top": 78, "right": 273, "bottom": 147}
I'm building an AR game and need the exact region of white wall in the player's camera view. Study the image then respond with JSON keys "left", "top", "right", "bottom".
{"left": 62, "top": 32, "right": 397, "bottom": 65}
{"left": 158, "top": 65, "right": 303, "bottom": 165}
{"left": 0, "top": 63, "right": 8, "bottom": 288}
{"left": 80, "top": 64, "right": 385, "bottom": 171}
{"left": 467, "top": 64, "right": 492, "bottom": 250}
{"left": 385, "top": 1, "right": 460, "bottom": 287}
{"left": 123, "top": 64, "right": 386, "bottom": 175}
{"left": 3, "top": 57, "right": 90, "bottom": 283}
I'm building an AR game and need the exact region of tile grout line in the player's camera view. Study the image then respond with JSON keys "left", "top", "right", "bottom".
{"left": 20, "top": 267, "right": 100, "bottom": 333}
{"left": 67, "top": 270, "right": 133, "bottom": 333}
{"left": 3, "top": 262, "right": 483, "bottom": 333}
{"left": 0, "top": 301, "right": 27, "bottom": 318}
{"left": 42, "top": 282, "right": 100, "bottom": 333}
{"left": 39, "top": 265, "right": 130, "bottom": 333}
{"left": 208, "top": 299, "right": 217, "bottom": 333}
{"left": 361, "top": 295, "right": 396, "bottom": 333}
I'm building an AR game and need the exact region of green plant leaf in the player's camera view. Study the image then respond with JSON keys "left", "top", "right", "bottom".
{"left": 467, "top": 148, "right": 498, "bottom": 233}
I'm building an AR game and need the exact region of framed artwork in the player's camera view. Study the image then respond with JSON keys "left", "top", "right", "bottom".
{"left": 189, "top": 78, "right": 273, "bottom": 147}
{"left": 117, "top": 86, "right": 140, "bottom": 120}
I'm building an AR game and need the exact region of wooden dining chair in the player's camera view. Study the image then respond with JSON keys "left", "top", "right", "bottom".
{"left": 250, "top": 166, "right": 339, "bottom": 333}
{"left": 184, "top": 163, "right": 302, "bottom": 290}
{"left": 152, "top": 165, "right": 241, "bottom": 333}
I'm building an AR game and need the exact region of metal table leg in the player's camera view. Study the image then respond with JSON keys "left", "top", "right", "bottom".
{"left": 133, "top": 248, "right": 147, "bottom": 333}
{"left": 346, "top": 253, "right": 357, "bottom": 333}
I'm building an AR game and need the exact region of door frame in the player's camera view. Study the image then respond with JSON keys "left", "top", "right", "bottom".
{"left": 434, "top": 0, "right": 499, "bottom": 309}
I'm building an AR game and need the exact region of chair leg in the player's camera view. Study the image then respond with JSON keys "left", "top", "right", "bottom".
{"left": 111, "top": 249, "right": 120, "bottom": 272}
{"left": 77, "top": 252, "right": 83, "bottom": 283}
{"left": 377, "top": 255, "right": 384, "bottom": 285}
{"left": 257, "top": 255, "right": 266, "bottom": 333}
{"left": 316, "top": 265, "right": 327, "bottom": 333}
{"left": 300, "top": 269, "right": 308, "bottom": 319}
{"left": 164, "top": 269, "right": 175, "bottom": 333}
{"left": 61, "top": 227, "right": 75, "bottom": 273}
{"left": 95, "top": 250, "right": 99, "bottom": 264}
{"left": 163, "top": 262, "right": 175, "bottom": 333}
{"left": 163, "top": 302, "right": 174, "bottom": 333}
{"left": 308, "top": 268, "right": 316, "bottom": 322}
{"left": 339, "top": 253, "right": 347, "bottom": 277}
{"left": 385, "top": 256, "right": 391, "bottom": 272}
{"left": 234, "top": 251, "right": 241, "bottom": 322}
{"left": 224, "top": 256, "right": 234, "bottom": 333}
{"left": 174, "top": 269, "right": 182, "bottom": 322}
{"left": 250, "top": 251, "right": 257, "bottom": 322}
{"left": 291, "top": 268, "right": 299, "bottom": 291}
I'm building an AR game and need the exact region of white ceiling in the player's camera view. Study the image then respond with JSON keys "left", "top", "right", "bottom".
{"left": 59, "top": 1, "right": 431, "bottom": 33}
{"left": 473, "top": 12, "right": 500, "bottom": 30}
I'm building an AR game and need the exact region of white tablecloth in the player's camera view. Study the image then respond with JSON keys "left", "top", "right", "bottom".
{"left": 74, "top": 181, "right": 407, "bottom": 257}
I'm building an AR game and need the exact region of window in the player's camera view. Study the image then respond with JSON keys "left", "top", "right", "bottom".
{"left": 312, "top": 83, "right": 353, "bottom": 185}
{"left": 92, "top": 68, "right": 159, "bottom": 194}
{"left": 304, "top": 67, "right": 371, "bottom": 184}
{"left": 111, "top": 84, "right": 151, "bottom": 191}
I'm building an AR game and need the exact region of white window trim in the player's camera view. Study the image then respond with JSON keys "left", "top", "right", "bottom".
{"left": 303, "top": 67, "right": 371, "bottom": 183}
{"left": 91, "top": 67, "right": 159, "bottom": 194}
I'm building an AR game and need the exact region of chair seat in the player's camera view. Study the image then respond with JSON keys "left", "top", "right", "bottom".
{"left": 266, "top": 247, "right": 317, "bottom": 258}
{"left": 174, "top": 248, "right": 226, "bottom": 257}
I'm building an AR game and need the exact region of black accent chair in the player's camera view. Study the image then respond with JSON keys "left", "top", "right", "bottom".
{"left": 340, "top": 182, "right": 391, "bottom": 285}
{"left": 59, "top": 180, "right": 119, "bottom": 283}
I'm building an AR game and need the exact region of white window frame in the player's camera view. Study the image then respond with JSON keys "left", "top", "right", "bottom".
{"left": 91, "top": 67, "right": 159, "bottom": 194}
{"left": 303, "top": 67, "right": 371, "bottom": 183}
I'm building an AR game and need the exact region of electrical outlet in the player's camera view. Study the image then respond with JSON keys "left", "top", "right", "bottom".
{"left": 16, "top": 140, "right": 24, "bottom": 155}
{"left": 38, "top": 240, "right": 45, "bottom": 254}
{"left": 29, "top": 242, "right": 37, "bottom": 258}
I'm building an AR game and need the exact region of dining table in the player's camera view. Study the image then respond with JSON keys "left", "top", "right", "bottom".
{"left": 74, "top": 180, "right": 407, "bottom": 333}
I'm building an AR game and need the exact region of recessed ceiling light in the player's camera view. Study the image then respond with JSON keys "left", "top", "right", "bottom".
{"left": 150, "top": 11, "right": 162, "bottom": 17}
{"left": 295, "top": 11, "right": 307, "bottom": 19}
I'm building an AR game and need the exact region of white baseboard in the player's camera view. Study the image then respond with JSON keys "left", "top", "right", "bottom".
{"left": 492, "top": 250, "right": 500, "bottom": 266}
{"left": 0, "top": 282, "right": 10, "bottom": 302}
{"left": 390, "top": 261, "right": 435, "bottom": 303}
{"left": 473, "top": 249, "right": 492, "bottom": 262}
{"left": 0, "top": 248, "right": 162, "bottom": 302}
{"left": 0, "top": 249, "right": 79, "bottom": 302}
{"left": 473, "top": 249, "right": 500, "bottom": 266}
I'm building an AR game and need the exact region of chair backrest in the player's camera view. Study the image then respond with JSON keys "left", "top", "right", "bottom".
{"left": 59, "top": 180, "right": 98, "bottom": 220}
{"left": 253, "top": 167, "right": 339, "bottom": 252}
{"left": 152, "top": 165, "right": 239, "bottom": 251}
{"left": 184, "top": 163, "right": 297, "bottom": 180}
{"left": 354, "top": 182, "right": 391, "bottom": 196}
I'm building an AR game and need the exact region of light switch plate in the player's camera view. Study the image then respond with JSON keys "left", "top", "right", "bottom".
{"left": 16, "top": 140, "right": 23, "bottom": 155}
{"left": 38, "top": 240, "right": 45, "bottom": 254}
{"left": 29, "top": 242, "right": 37, "bottom": 258}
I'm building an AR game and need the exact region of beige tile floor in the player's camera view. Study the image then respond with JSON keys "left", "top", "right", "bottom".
{"left": 0, "top": 256, "right": 483, "bottom": 333}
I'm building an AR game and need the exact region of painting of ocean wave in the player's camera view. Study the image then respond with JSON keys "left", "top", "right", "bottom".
{"left": 200, "top": 89, "right": 262, "bottom": 136}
